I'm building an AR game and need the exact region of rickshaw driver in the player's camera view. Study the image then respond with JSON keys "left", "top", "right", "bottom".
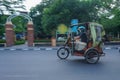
{"left": 74, "top": 26, "right": 88, "bottom": 51}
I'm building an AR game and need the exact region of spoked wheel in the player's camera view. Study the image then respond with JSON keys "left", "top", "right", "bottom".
{"left": 57, "top": 47, "right": 69, "bottom": 59}
{"left": 85, "top": 50, "right": 100, "bottom": 64}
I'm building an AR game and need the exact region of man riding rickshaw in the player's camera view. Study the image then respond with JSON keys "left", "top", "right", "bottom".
{"left": 57, "top": 22, "right": 105, "bottom": 64}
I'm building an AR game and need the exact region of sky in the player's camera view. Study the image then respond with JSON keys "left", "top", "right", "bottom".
{"left": 23, "top": 0, "right": 42, "bottom": 12}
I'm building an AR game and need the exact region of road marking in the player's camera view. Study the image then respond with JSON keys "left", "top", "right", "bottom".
{"left": 23, "top": 48, "right": 29, "bottom": 50}
{"left": 33, "top": 48, "right": 41, "bottom": 50}
{"left": 10, "top": 48, "right": 16, "bottom": 50}
{"left": 105, "top": 47, "right": 111, "bottom": 50}
{"left": 46, "top": 48, "right": 52, "bottom": 50}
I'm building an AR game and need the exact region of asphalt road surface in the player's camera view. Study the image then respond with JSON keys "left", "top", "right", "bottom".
{"left": 0, "top": 49, "right": 120, "bottom": 80}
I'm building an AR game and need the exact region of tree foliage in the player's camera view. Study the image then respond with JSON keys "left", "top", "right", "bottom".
{"left": 12, "top": 16, "right": 28, "bottom": 33}
{"left": 99, "top": 0, "right": 120, "bottom": 33}
{"left": 0, "top": 0, "right": 25, "bottom": 14}
{"left": 30, "top": 0, "right": 120, "bottom": 38}
{"left": 0, "top": 15, "right": 27, "bottom": 35}
{"left": 0, "top": 15, "right": 8, "bottom": 36}
{"left": 0, "top": 0, "right": 26, "bottom": 36}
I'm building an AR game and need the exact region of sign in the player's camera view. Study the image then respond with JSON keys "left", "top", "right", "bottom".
{"left": 57, "top": 24, "right": 68, "bottom": 34}
{"left": 71, "top": 19, "right": 78, "bottom": 32}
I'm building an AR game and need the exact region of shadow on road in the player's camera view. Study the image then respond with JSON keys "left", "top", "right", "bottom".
{"left": 57, "top": 57, "right": 105, "bottom": 68}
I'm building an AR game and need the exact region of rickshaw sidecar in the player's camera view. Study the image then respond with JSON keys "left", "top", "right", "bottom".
{"left": 57, "top": 22, "right": 105, "bottom": 64}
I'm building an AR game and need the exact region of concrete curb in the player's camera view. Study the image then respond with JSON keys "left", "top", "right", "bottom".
{"left": 0, "top": 46, "right": 119, "bottom": 51}
{"left": 0, "top": 47, "right": 58, "bottom": 51}
{"left": 104, "top": 42, "right": 120, "bottom": 45}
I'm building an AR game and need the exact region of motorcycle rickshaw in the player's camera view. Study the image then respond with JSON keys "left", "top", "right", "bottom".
{"left": 57, "top": 22, "right": 105, "bottom": 64}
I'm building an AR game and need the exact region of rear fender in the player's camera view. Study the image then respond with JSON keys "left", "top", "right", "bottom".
{"left": 84, "top": 48, "right": 98, "bottom": 57}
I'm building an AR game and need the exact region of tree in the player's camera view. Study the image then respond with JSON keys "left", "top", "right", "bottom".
{"left": 0, "top": 15, "right": 8, "bottom": 36}
{"left": 29, "top": 0, "right": 55, "bottom": 38}
{"left": 0, "top": 0, "right": 25, "bottom": 14}
{"left": 30, "top": 0, "right": 104, "bottom": 36}
{"left": 12, "top": 16, "right": 28, "bottom": 33}
{"left": 0, "top": 0, "right": 26, "bottom": 37}
{"left": 99, "top": 0, "right": 120, "bottom": 33}
{"left": 41, "top": 0, "right": 102, "bottom": 35}
{"left": 30, "top": 0, "right": 120, "bottom": 38}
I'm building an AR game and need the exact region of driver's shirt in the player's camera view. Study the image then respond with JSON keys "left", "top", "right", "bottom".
{"left": 79, "top": 32, "right": 88, "bottom": 43}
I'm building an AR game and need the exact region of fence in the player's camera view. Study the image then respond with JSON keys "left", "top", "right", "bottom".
{"left": 107, "top": 32, "right": 120, "bottom": 41}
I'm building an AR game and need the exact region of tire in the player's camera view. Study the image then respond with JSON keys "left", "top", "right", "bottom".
{"left": 85, "top": 50, "right": 100, "bottom": 64}
{"left": 57, "top": 47, "right": 69, "bottom": 59}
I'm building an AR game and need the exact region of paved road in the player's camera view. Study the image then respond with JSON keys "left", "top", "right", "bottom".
{"left": 0, "top": 49, "right": 120, "bottom": 80}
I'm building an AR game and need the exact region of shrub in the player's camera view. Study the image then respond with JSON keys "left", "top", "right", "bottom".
{"left": 0, "top": 39, "right": 6, "bottom": 43}
{"left": 15, "top": 40, "right": 25, "bottom": 45}
{"left": 34, "top": 39, "right": 51, "bottom": 43}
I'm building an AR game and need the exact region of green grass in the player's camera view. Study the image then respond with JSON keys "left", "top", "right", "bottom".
{"left": 0, "top": 39, "right": 6, "bottom": 43}
{"left": 15, "top": 40, "right": 26, "bottom": 45}
{"left": 34, "top": 39, "right": 51, "bottom": 43}
{"left": 110, "top": 38, "right": 120, "bottom": 41}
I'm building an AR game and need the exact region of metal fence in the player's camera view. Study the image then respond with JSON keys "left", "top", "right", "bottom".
{"left": 107, "top": 32, "right": 120, "bottom": 41}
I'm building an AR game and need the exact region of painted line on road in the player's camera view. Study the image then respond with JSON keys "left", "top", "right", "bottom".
{"left": 10, "top": 48, "right": 16, "bottom": 51}
{"left": 33, "top": 48, "right": 41, "bottom": 51}
{"left": 105, "top": 47, "right": 111, "bottom": 50}
{"left": 23, "top": 48, "right": 29, "bottom": 50}
{"left": 46, "top": 48, "right": 52, "bottom": 50}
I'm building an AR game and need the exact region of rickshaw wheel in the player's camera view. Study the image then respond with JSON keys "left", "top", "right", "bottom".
{"left": 57, "top": 47, "right": 69, "bottom": 59}
{"left": 85, "top": 50, "right": 100, "bottom": 64}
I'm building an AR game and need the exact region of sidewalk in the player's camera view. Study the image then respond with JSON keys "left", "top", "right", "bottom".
{"left": 0, "top": 42, "right": 120, "bottom": 51}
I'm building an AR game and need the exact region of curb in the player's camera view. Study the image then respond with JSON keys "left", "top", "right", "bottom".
{"left": 103, "top": 46, "right": 120, "bottom": 50}
{"left": 0, "top": 47, "right": 58, "bottom": 51}
{"left": 0, "top": 47, "right": 119, "bottom": 51}
{"left": 0, "top": 46, "right": 120, "bottom": 52}
{"left": 104, "top": 42, "right": 120, "bottom": 45}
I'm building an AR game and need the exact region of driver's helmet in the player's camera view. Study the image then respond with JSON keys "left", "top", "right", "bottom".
{"left": 78, "top": 26, "right": 86, "bottom": 33}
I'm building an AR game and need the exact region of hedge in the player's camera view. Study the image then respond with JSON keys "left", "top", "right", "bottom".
{"left": 15, "top": 40, "right": 26, "bottom": 45}
{"left": 0, "top": 39, "right": 6, "bottom": 43}
{"left": 34, "top": 39, "right": 51, "bottom": 43}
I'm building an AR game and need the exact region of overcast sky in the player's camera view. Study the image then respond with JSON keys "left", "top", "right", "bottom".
{"left": 23, "top": 0, "right": 42, "bottom": 12}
